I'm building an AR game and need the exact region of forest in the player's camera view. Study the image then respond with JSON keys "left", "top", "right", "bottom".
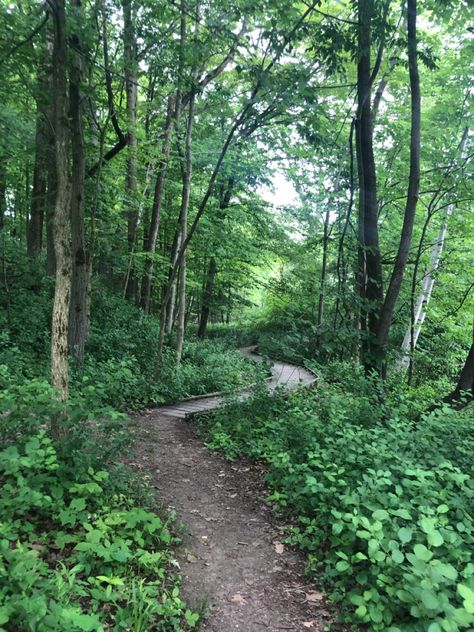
{"left": 0, "top": 0, "right": 473, "bottom": 630}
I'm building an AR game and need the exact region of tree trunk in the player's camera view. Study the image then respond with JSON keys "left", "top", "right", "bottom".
{"left": 122, "top": 0, "right": 139, "bottom": 299}
{"left": 28, "top": 41, "right": 54, "bottom": 259}
{"left": 375, "top": 0, "right": 420, "bottom": 370}
{"left": 176, "top": 91, "right": 196, "bottom": 364}
{"left": 68, "top": 0, "right": 88, "bottom": 363}
{"left": 50, "top": 0, "right": 72, "bottom": 434}
{"left": 0, "top": 158, "right": 6, "bottom": 231}
{"left": 317, "top": 208, "right": 330, "bottom": 328}
{"left": 141, "top": 96, "right": 175, "bottom": 313}
{"left": 198, "top": 257, "right": 217, "bottom": 338}
{"left": 27, "top": 114, "right": 47, "bottom": 257}
{"left": 317, "top": 165, "right": 342, "bottom": 328}
{"left": 443, "top": 337, "right": 474, "bottom": 406}
{"left": 397, "top": 126, "right": 469, "bottom": 372}
{"left": 166, "top": 232, "right": 181, "bottom": 332}
{"left": 46, "top": 147, "right": 57, "bottom": 276}
{"left": 334, "top": 120, "right": 355, "bottom": 329}
{"left": 356, "top": 0, "right": 383, "bottom": 361}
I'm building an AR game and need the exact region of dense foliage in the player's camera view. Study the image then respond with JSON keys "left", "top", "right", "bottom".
{"left": 198, "top": 366, "right": 474, "bottom": 631}
{"left": 0, "top": 389, "right": 200, "bottom": 631}
{"left": 0, "top": 0, "right": 473, "bottom": 629}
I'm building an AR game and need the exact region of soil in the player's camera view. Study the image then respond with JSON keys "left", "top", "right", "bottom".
{"left": 133, "top": 409, "right": 339, "bottom": 632}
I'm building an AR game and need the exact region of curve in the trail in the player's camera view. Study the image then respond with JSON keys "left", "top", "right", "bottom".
{"left": 156, "top": 345, "right": 317, "bottom": 419}
{"left": 136, "top": 348, "right": 334, "bottom": 631}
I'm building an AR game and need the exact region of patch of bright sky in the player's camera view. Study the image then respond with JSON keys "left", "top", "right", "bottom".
{"left": 259, "top": 172, "right": 300, "bottom": 209}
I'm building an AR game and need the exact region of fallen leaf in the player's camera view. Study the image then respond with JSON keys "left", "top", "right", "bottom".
{"left": 274, "top": 541, "right": 284, "bottom": 554}
{"left": 186, "top": 553, "right": 198, "bottom": 564}
{"left": 231, "top": 593, "right": 246, "bottom": 604}
{"left": 306, "top": 592, "right": 324, "bottom": 602}
{"left": 303, "top": 622, "right": 315, "bottom": 628}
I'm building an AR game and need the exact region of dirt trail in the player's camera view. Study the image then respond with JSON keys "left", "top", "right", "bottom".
{"left": 134, "top": 408, "right": 336, "bottom": 631}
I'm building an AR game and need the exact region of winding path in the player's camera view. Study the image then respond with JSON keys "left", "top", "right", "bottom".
{"left": 155, "top": 346, "right": 317, "bottom": 419}
{"left": 134, "top": 349, "right": 334, "bottom": 631}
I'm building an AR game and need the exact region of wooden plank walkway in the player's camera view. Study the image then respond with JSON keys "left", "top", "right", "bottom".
{"left": 155, "top": 346, "right": 316, "bottom": 419}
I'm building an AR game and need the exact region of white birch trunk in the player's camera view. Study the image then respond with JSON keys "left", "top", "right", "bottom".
{"left": 397, "top": 127, "right": 469, "bottom": 370}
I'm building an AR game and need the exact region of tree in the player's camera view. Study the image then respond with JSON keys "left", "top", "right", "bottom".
{"left": 49, "top": 0, "right": 72, "bottom": 432}
{"left": 68, "top": 0, "right": 87, "bottom": 362}
{"left": 375, "top": 0, "right": 421, "bottom": 373}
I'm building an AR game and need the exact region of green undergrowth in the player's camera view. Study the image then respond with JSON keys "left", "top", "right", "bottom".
{"left": 0, "top": 267, "right": 264, "bottom": 410}
{"left": 0, "top": 392, "right": 199, "bottom": 632}
{"left": 197, "top": 365, "right": 474, "bottom": 631}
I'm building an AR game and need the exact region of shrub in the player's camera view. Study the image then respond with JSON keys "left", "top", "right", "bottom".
{"left": 0, "top": 429, "right": 198, "bottom": 632}
{"left": 198, "top": 374, "right": 474, "bottom": 631}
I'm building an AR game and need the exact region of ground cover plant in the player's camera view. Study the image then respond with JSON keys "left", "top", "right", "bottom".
{"left": 0, "top": 390, "right": 199, "bottom": 632}
{"left": 198, "top": 369, "right": 474, "bottom": 631}
{"left": 1, "top": 0, "right": 473, "bottom": 629}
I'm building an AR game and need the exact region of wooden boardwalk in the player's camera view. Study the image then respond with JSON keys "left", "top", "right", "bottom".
{"left": 155, "top": 346, "right": 316, "bottom": 419}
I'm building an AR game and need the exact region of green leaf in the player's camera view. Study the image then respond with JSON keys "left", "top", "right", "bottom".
{"left": 185, "top": 610, "right": 199, "bottom": 627}
{"left": 391, "top": 549, "right": 404, "bottom": 564}
{"left": 458, "top": 584, "right": 474, "bottom": 614}
{"left": 427, "top": 530, "right": 444, "bottom": 547}
{"left": 70, "top": 497, "right": 86, "bottom": 512}
{"left": 96, "top": 575, "right": 125, "bottom": 586}
{"left": 390, "top": 509, "right": 412, "bottom": 520}
{"left": 372, "top": 509, "right": 389, "bottom": 521}
{"left": 421, "top": 590, "right": 439, "bottom": 610}
{"left": 398, "top": 527, "right": 412, "bottom": 544}
{"left": 0, "top": 607, "right": 11, "bottom": 625}
{"left": 414, "top": 544, "right": 433, "bottom": 562}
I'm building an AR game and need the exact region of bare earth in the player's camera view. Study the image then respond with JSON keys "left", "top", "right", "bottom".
{"left": 133, "top": 409, "right": 337, "bottom": 631}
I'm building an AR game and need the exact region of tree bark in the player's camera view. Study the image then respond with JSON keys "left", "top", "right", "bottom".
{"left": 356, "top": 0, "right": 383, "bottom": 359}
{"left": 176, "top": 90, "right": 196, "bottom": 364}
{"left": 317, "top": 165, "right": 342, "bottom": 328}
{"left": 0, "top": 158, "right": 6, "bottom": 231}
{"left": 50, "top": 0, "right": 72, "bottom": 434}
{"left": 28, "top": 41, "right": 53, "bottom": 259}
{"left": 140, "top": 96, "right": 175, "bottom": 313}
{"left": 68, "top": 0, "right": 88, "bottom": 362}
{"left": 198, "top": 256, "right": 217, "bottom": 338}
{"left": 443, "top": 337, "right": 474, "bottom": 406}
{"left": 375, "top": 0, "right": 420, "bottom": 370}
{"left": 45, "top": 141, "right": 57, "bottom": 276}
{"left": 334, "top": 120, "right": 355, "bottom": 329}
{"left": 166, "top": 231, "right": 181, "bottom": 332}
{"left": 27, "top": 114, "right": 47, "bottom": 257}
{"left": 397, "top": 126, "right": 469, "bottom": 372}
